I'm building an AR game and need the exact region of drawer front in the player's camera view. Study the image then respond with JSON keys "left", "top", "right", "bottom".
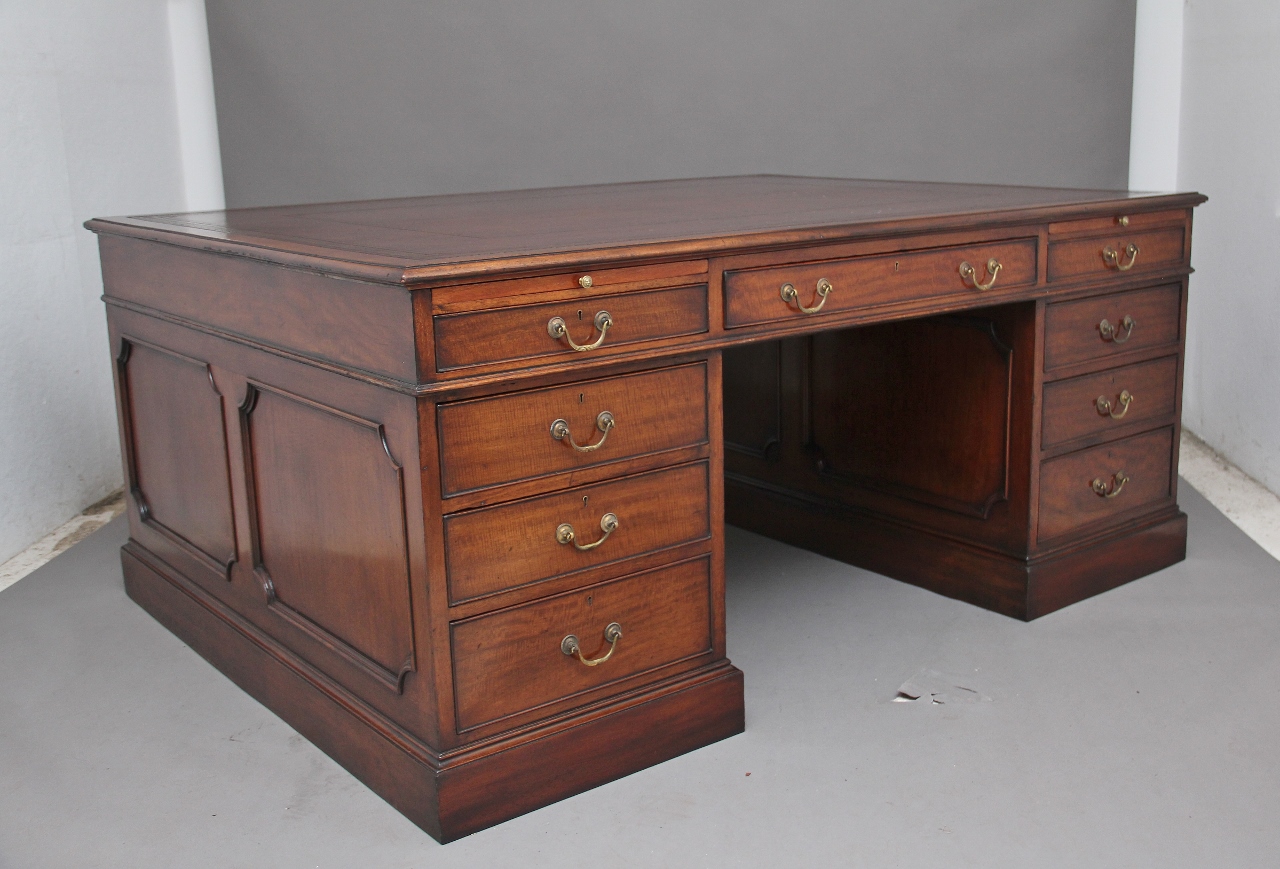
{"left": 1041, "top": 356, "right": 1179, "bottom": 449}
{"left": 434, "top": 284, "right": 708, "bottom": 371}
{"left": 444, "top": 462, "right": 711, "bottom": 604}
{"left": 1047, "top": 225, "right": 1185, "bottom": 282}
{"left": 438, "top": 362, "right": 708, "bottom": 497}
{"left": 1038, "top": 427, "right": 1174, "bottom": 541}
{"left": 723, "top": 238, "right": 1038, "bottom": 328}
{"left": 1043, "top": 285, "right": 1182, "bottom": 371}
{"left": 450, "top": 557, "right": 713, "bottom": 731}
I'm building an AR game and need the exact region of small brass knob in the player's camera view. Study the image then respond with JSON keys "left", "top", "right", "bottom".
{"left": 578, "top": 275, "right": 593, "bottom": 288}
{"left": 1117, "top": 215, "right": 1130, "bottom": 227}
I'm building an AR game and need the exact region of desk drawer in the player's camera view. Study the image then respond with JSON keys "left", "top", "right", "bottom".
{"left": 1047, "top": 225, "right": 1185, "bottom": 282}
{"left": 443, "top": 463, "right": 711, "bottom": 604}
{"left": 723, "top": 238, "right": 1037, "bottom": 328}
{"left": 1041, "top": 356, "right": 1179, "bottom": 449}
{"left": 438, "top": 362, "right": 709, "bottom": 497}
{"left": 1038, "top": 427, "right": 1174, "bottom": 541}
{"left": 449, "top": 557, "right": 713, "bottom": 731}
{"left": 1043, "top": 285, "right": 1182, "bottom": 371}
{"left": 434, "top": 284, "right": 708, "bottom": 371}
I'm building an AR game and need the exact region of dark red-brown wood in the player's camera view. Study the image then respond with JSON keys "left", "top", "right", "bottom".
{"left": 88, "top": 175, "right": 1204, "bottom": 842}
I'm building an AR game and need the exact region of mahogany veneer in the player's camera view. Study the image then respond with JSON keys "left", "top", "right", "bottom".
{"left": 88, "top": 175, "right": 1204, "bottom": 841}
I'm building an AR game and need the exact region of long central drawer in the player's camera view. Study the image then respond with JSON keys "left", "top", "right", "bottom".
{"left": 723, "top": 237, "right": 1038, "bottom": 328}
{"left": 437, "top": 362, "right": 709, "bottom": 497}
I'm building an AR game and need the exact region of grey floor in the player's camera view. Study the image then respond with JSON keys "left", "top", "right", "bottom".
{"left": 2, "top": 481, "right": 1278, "bottom": 868}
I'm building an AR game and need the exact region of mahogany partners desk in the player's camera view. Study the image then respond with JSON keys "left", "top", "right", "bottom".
{"left": 87, "top": 176, "right": 1205, "bottom": 841}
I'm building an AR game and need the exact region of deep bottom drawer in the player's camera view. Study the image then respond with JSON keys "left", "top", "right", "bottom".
{"left": 449, "top": 556, "right": 713, "bottom": 731}
{"left": 1038, "top": 427, "right": 1175, "bottom": 541}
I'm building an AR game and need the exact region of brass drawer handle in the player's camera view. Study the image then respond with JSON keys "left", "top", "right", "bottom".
{"left": 959, "top": 258, "right": 1002, "bottom": 291}
{"left": 550, "top": 410, "right": 615, "bottom": 452}
{"left": 1095, "top": 389, "right": 1133, "bottom": 419}
{"left": 561, "top": 622, "right": 623, "bottom": 667}
{"left": 1103, "top": 242, "right": 1140, "bottom": 271}
{"left": 1091, "top": 471, "right": 1129, "bottom": 498}
{"left": 1098, "top": 315, "right": 1136, "bottom": 344}
{"left": 548, "top": 311, "right": 612, "bottom": 351}
{"left": 780, "top": 278, "right": 832, "bottom": 314}
{"left": 557, "top": 512, "right": 619, "bottom": 551}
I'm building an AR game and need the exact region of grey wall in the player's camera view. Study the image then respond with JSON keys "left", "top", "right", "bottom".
{"left": 206, "top": 0, "right": 1137, "bottom": 208}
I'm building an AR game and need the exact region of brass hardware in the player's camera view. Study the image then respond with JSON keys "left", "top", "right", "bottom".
{"left": 1098, "top": 315, "right": 1136, "bottom": 344}
{"left": 1091, "top": 471, "right": 1129, "bottom": 498}
{"left": 550, "top": 410, "right": 615, "bottom": 452}
{"left": 1117, "top": 215, "right": 1130, "bottom": 227}
{"left": 958, "top": 258, "right": 1002, "bottom": 290}
{"left": 548, "top": 310, "right": 612, "bottom": 351}
{"left": 1095, "top": 389, "right": 1133, "bottom": 419}
{"left": 1102, "top": 242, "right": 1140, "bottom": 271}
{"left": 561, "top": 622, "right": 623, "bottom": 667}
{"left": 780, "top": 278, "right": 833, "bottom": 314}
{"left": 578, "top": 275, "right": 593, "bottom": 288}
{"left": 557, "top": 512, "right": 619, "bottom": 551}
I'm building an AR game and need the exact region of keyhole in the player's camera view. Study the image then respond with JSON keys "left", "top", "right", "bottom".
{"left": 583, "top": 495, "right": 589, "bottom": 506}
{"left": 579, "top": 393, "right": 584, "bottom": 403}
{"left": 577, "top": 309, "right": 584, "bottom": 320}
{"left": 894, "top": 261, "right": 900, "bottom": 272}
{"left": 586, "top": 595, "right": 593, "bottom": 606}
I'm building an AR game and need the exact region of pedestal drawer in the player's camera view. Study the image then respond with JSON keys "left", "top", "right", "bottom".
{"left": 438, "top": 362, "right": 708, "bottom": 497}
{"left": 1038, "top": 427, "right": 1175, "bottom": 541}
{"left": 723, "top": 237, "right": 1037, "bottom": 328}
{"left": 1043, "top": 285, "right": 1182, "bottom": 371}
{"left": 449, "top": 556, "right": 713, "bottom": 731}
{"left": 1047, "top": 225, "right": 1185, "bottom": 282}
{"left": 434, "top": 283, "right": 708, "bottom": 371}
{"left": 1041, "top": 356, "right": 1179, "bottom": 449}
{"left": 443, "top": 462, "right": 711, "bottom": 604}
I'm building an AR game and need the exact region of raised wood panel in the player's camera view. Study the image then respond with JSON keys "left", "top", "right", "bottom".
{"left": 722, "top": 341, "right": 781, "bottom": 459}
{"left": 450, "top": 557, "right": 713, "bottom": 732}
{"left": 119, "top": 339, "right": 236, "bottom": 575}
{"left": 242, "top": 384, "right": 415, "bottom": 692}
{"left": 806, "top": 316, "right": 1013, "bottom": 517}
{"left": 443, "top": 462, "right": 710, "bottom": 604}
{"left": 437, "top": 362, "right": 708, "bottom": 497}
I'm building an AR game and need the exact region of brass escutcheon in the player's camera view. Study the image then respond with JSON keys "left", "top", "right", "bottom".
{"left": 556, "top": 512, "right": 619, "bottom": 552}
{"left": 548, "top": 310, "right": 612, "bottom": 351}
{"left": 1095, "top": 389, "right": 1133, "bottom": 419}
{"left": 550, "top": 410, "right": 615, "bottom": 452}
{"left": 780, "top": 278, "right": 833, "bottom": 314}
{"left": 1098, "top": 314, "right": 1136, "bottom": 344}
{"left": 561, "top": 622, "right": 623, "bottom": 667}
{"left": 1091, "top": 471, "right": 1129, "bottom": 498}
{"left": 1102, "top": 242, "right": 1140, "bottom": 271}
{"left": 959, "top": 258, "right": 1002, "bottom": 290}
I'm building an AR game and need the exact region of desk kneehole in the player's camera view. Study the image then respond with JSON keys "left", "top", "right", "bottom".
{"left": 722, "top": 237, "right": 1038, "bottom": 328}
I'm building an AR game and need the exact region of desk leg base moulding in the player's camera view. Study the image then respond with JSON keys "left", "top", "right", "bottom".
{"left": 725, "top": 479, "right": 1187, "bottom": 620}
{"left": 122, "top": 543, "right": 745, "bottom": 843}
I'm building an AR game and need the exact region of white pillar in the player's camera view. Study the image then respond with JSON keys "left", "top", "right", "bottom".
{"left": 168, "top": 0, "right": 225, "bottom": 211}
{"left": 1128, "top": 0, "right": 1185, "bottom": 192}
